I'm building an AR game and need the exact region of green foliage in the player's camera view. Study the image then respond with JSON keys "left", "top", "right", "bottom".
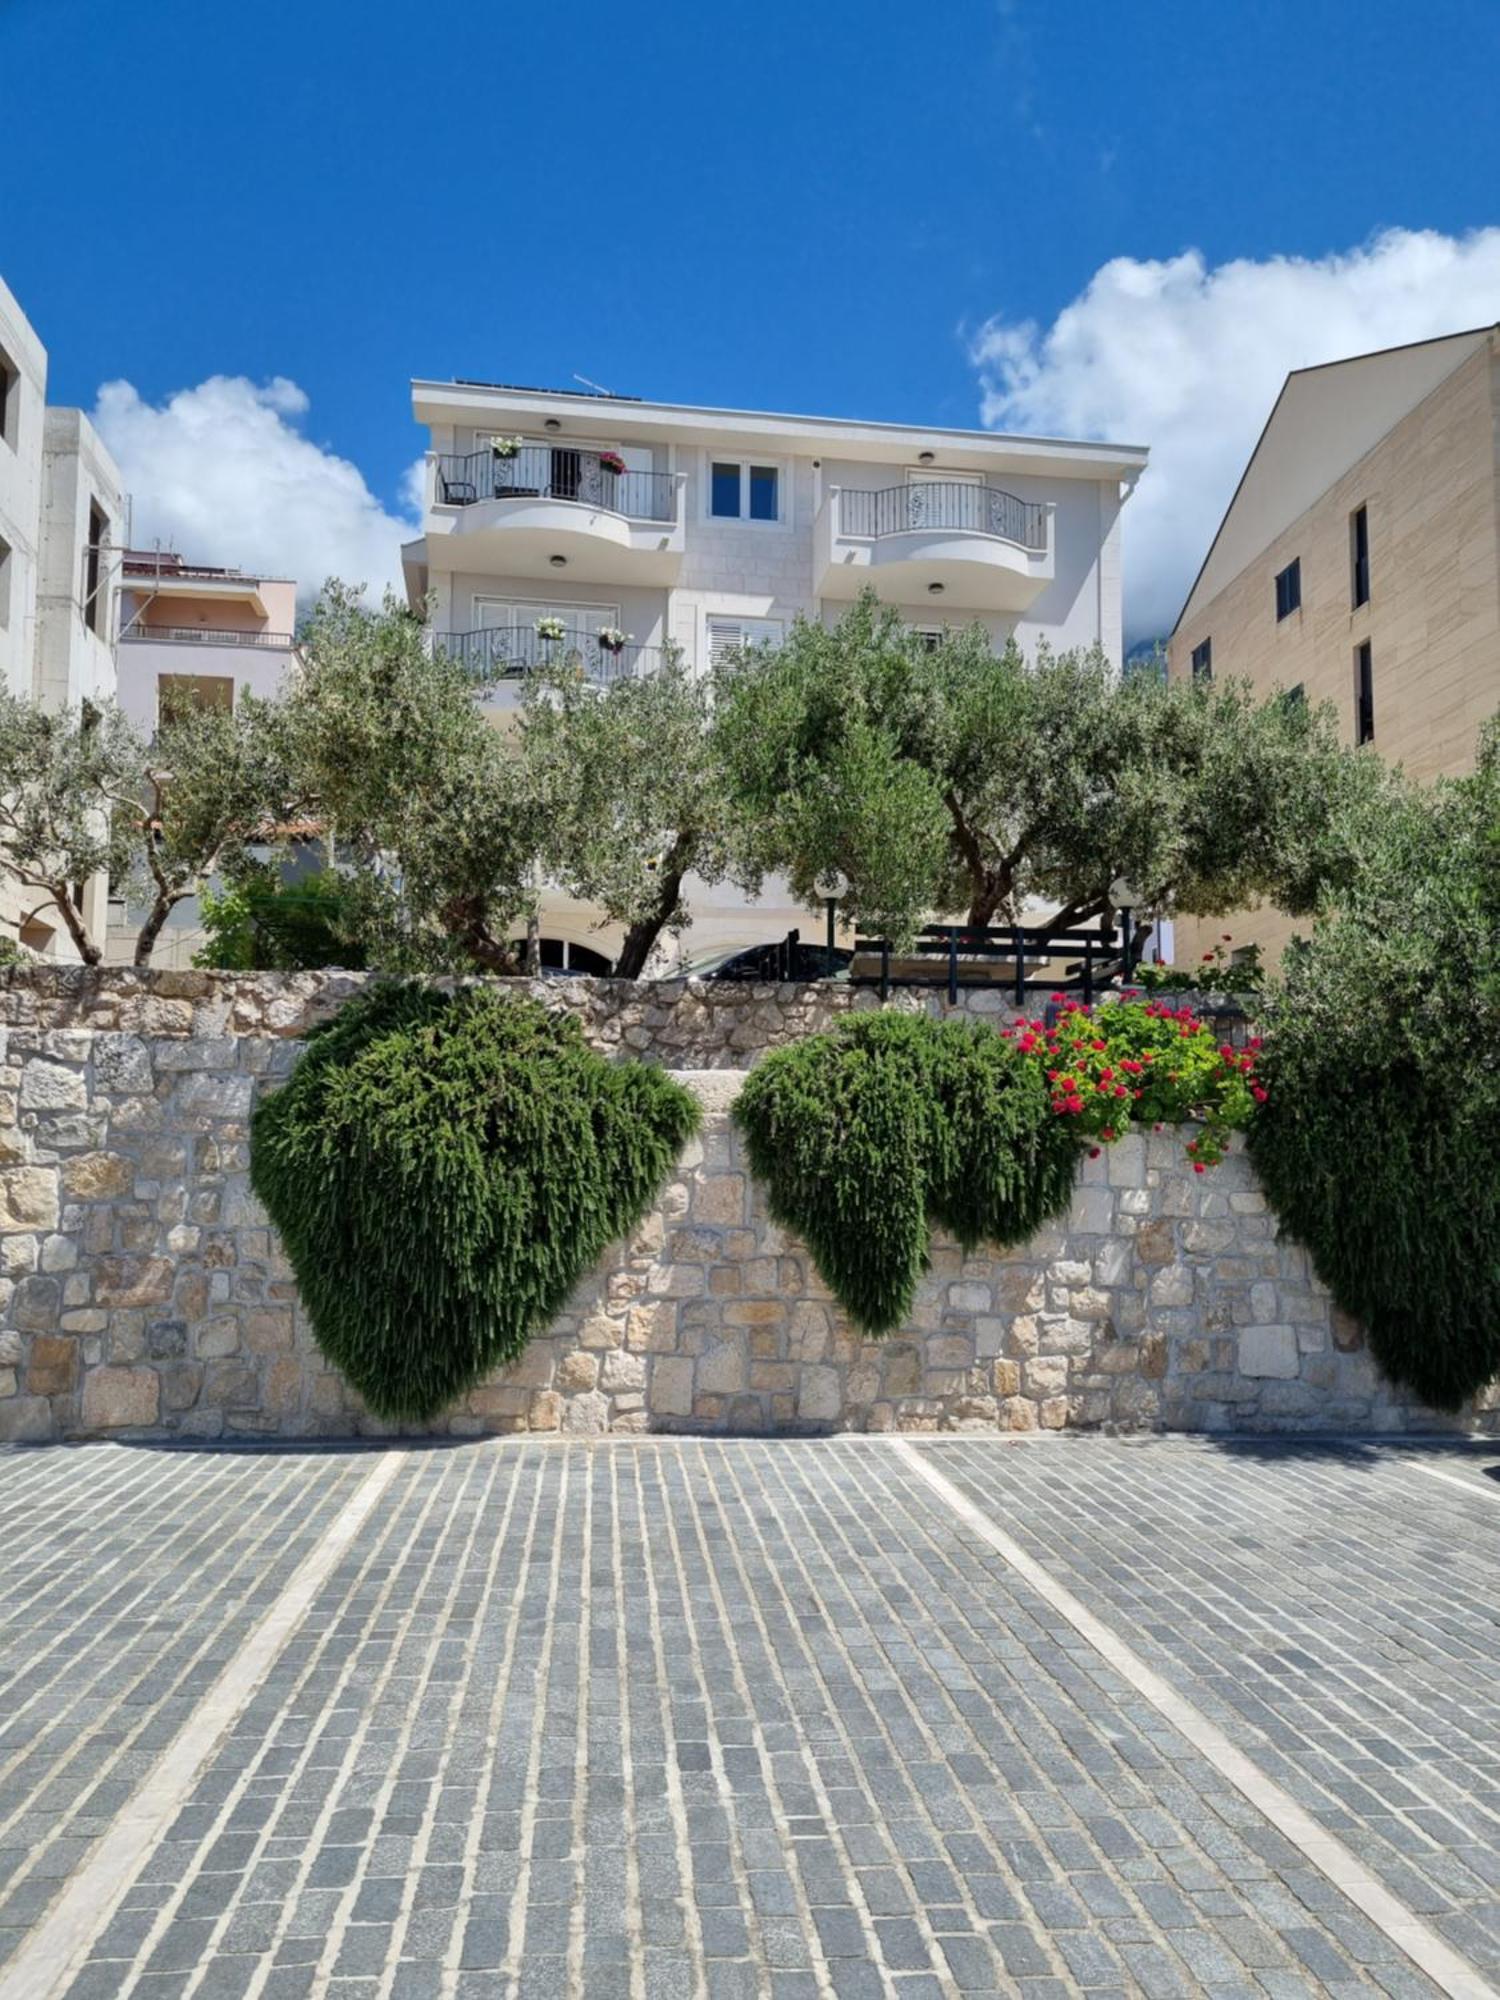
{"left": 195, "top": 867, "right": 368, "bottom": 971}
{"left": 0, "top": 691, "right": 144, "bottom": 963}
{"left": 1013, "top": 997, "right": 1261, "bottom": 1169}
{"left": 733, "top": 1012, "right": 1078, "bottom": 1336}
{"left": 1248, "top": 724, "right": 1500, "bottom": 1412}
{"left": 250, "top": 985, "right": 700, "bottom": 1420}
{"left": 0, "top": 684, "right": 294, "bottom": 966}
{"left": 520, "top": 651, "right": 742, "bottom": 977}
{"left": 714, "top": 591, "right": 1377, "bottom": 945}
{"left": 1130, "top": 937, "right": 1265, "bottom": 993}
{"left": 281, "top": 587, "right": 547, "bottom": 972}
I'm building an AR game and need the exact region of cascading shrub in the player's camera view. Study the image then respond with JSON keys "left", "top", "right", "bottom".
{"left": 732, "top": 1011, "right": 1079, "bottom": 1335}
{"left": 250, "top": 983, "right": 700, "bottom": 1420}
{"left": 1247, "top": 730, "right": 1500, "bottom": 1413}
{"left": 733, "top": 1002, "right": 1260, "bottom": 1338}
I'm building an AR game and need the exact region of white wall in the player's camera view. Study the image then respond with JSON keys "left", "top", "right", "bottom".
{"left": 0, "top": 279, "right": 48, "bottom": 702}
{"left": 33, "top": 408, "right": 125, "bottom": 715}
{"left": 114, "top": 637, "right": 298, "bottom": 736}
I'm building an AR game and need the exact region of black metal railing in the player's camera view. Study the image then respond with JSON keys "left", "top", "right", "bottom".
{"left": 120, "top": 625, "right": 296, "bottom": 649}
{"left": 435, "top": 627, "right": 664, "bottom": 687}
{"left": 851, "top": 918, "right": 1144, "bottom": 1005}
{"left": 434, "top": 446, "right": 677, "bottom": 523}
{"left": 838, "top": 481, "right": 1047, "bottom": 551}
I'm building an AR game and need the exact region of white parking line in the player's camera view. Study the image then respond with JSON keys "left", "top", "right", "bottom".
{"left": 6, "top": 1447, "right": 406, "bottom": 2000}
{"left": 894, "top": 1439, "right": 1499, "bottom": 2000}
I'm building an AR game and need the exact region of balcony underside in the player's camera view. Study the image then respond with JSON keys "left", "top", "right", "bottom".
{"left": 427, "top": 497, "right": 683, "bottom": 585}
{"left": 818, "top": 530, "right": 1052, "bottom": 611}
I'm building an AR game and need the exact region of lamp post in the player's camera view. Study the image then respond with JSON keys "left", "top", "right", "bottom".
{"left": 813, "top": 870, "right": 849, "bottom": 978}
{"left": 1109, "top": 876, "right": 1140, "bottom": 980}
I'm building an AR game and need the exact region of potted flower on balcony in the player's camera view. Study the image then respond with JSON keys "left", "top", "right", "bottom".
{"left": 490, "top": 435, "right": 523, "bottom": 461}
{"left": 598, "top": 450, "right": 627, "bottom": 478}
{"left": 534, "top": 616, "right": 568, "bottom": 646}
{"left": 596, "top": 626, "right": 628, "bottom": 655}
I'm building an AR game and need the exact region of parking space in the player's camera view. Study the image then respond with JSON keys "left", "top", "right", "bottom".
{"left": 0, "top": 1435, "right": 1496, "bottom": 1997}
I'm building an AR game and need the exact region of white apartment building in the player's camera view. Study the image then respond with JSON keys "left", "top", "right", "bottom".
{"left": 0, "top": 276, "right": 128, "bottom": 953}
{"left": 402, "top": 381, "right": 1148, "bottom": 972}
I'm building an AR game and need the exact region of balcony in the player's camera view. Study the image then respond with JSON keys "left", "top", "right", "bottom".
{"left": 435, "top": 625, "right": 667, "bottom": 696}
{"left": 120, "top": 625, "right": 295, "bottom": 649}
{"left": 816, "top": 480, "right": 1054, "bottom": 611}
{"left": 426, "top": 445, "right": 685, "bottom": 584}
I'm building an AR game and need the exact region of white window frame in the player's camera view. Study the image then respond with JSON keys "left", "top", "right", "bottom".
{"left": 704, "top": 455, "right": 788, "bottom": 528}
{"left": 473, "top": 594, "right": 622, "bottom": 639}
{"left": 706, "top": 613, "right": 784, "bottom": 664}
{"left": 905, "top": 465, "right": 981, "bottom": 486}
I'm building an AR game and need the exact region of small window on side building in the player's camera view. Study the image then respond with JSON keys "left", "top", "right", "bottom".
{"left": 1274, "top": 558, "right": 1301, "bottom": 621}
{"left": 1355, "top": 641, "right": 1374, "bottom": 745}
{"left": 1351, "top": 506, "right": 1370, "bottom": 609}
{"left": 0, "top": 346, "right": 18, "bottom": 452}
{"left": 84, "top": 503, "right": 108, "bottom": 636}
{"left": 1190, "top": 638, "right": 1212, "bottom": 681}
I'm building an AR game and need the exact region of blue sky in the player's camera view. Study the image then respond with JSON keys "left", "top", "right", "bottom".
{"left": 6, "top": 0, "right": 1500, "bottom": 636}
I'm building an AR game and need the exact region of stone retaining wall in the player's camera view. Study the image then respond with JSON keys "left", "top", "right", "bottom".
{"left": 0, "top": 969, "right": 1489, "bottom": 1442}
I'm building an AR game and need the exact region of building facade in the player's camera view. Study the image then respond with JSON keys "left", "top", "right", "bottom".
{"left": 1168, "top": 326, "right": 1500, "bottom": 964}
{"left": 107, "top": 552, "right": 302, "bottom": 967}
{"left": 403, "top": 381, "right": 1147, "bottom": 970}
{"left": 0, "top": 276, "right": 128, "bottom": 954}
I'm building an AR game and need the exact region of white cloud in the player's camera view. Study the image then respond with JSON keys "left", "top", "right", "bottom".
{"left": 92, "top": 375, "right": 421, "bottom": 607}
{"left": 972, "top": 227, "right": 1500, "bottom": 641}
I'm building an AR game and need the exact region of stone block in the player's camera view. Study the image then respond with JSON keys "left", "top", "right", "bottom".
{"left": 13, "top": 1275, "right": 60, "bottom": 1331}
{"left": 19, "top": 1059, "right": 86, "bottom": 1111}
{"left": 697, "top": 1338, "right": 747, "bottom": 1396}
{"left": 0, "top": 1166, "right": 58, "bottom": 1234}
{"left": 557, "top": 1352, "right": 599, "bottom": 1393}
{"left": 797, "top": 1366, "right": 841, "bottom": 1422}
{"left": 94, "top": 1257, "right": 174, "bottom": 1307}
{"left": 649, "top": 1356, "right": 694, "bottom": 1417}
{"left": 61, "top": 1152, "right": 135, "bottom": 1200}
{"left": 1068, "top": 1185, "right": 1114, "bottom": 1236}
{"left": 0, "top": 1395, "right": 52, "bottom": 1442}
{"left": 599, "top": 1349, "right": 645, "bottom": 1394}
{"left": 82, "top": 1367, "right": 160, "bottom": 1431}
{"left": 26, "top": 1334, "right": 77, "bottom": 1396}
{"left": 691, "top": 1175, "right": 746, "bottom": 1226}
{"left": 1238, "top": 1324, "right": 1299, "bottom": 1379}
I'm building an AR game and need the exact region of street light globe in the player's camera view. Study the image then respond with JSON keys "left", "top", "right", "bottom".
{"left": 814, "top": 869, "right": 850, "bottom": 901}
{"left": 1109, "top": 876, "right": 1140, "bottom": 906}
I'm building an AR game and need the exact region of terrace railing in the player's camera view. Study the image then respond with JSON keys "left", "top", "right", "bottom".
{"left": 120, "top": 625, "right": 295, "bottom": 648}
{"left": 435, "top": 626, "right": 664, "bottom": 687}
{"left": 852, "top": 920, "right": 1144, "bottom": 1004}
{"left": 838, "top": 481, "right": 1047, "bottom": 551}
{"left": 434, "top": 445, "right": 677, "bottom": 523}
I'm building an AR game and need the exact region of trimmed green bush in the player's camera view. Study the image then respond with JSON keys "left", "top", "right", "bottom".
{"left": 250, "top": 984, "right": 700, "bottom": 1420}
{"left": 1247, "top": 728, "right": 1500, "bottom": 1412}
{"left": 732, "top": 1011, "right": 1078, "bottom": 1335}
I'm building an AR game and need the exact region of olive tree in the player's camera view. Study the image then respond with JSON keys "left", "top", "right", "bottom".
{"left": 714, "top": 592, "right": 1377, "bottom": 947}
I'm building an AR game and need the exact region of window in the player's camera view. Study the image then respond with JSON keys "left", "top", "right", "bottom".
{"left": 0, "top": 533, "right": 10, "bottom": 631}
{"left": 707, "top": 615, "right": 783, "bottom": 663}
{"left": 158, "top": 674, "right": 234, "bottom": 726}
{"left": 84, "top": 502, "right": 108, "bottom": 637}
{"left": 1355, "top": 641, "right": 1375, "bottom": 745}
{"left": 709, "top": 461, "right": 780, "bottom": 522}
{"left": 1190, "top": 638, "right": 1212, "bottom": 681}
{"left": 913, "top": 627, "right": 947, "bottom": 652}
{"left": 0, "top": 344, "right": 17, "bottom": 451}
{"left": 1274, "top": 557, "right": 1301, "bottom": 621}
{"left": 1351, "top": 505, "right": 1370, "bottom": 609}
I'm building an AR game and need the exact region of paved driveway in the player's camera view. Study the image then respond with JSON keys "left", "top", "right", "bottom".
{"left": 2, "top": 1436, "right": 1498, "bottom": 2000}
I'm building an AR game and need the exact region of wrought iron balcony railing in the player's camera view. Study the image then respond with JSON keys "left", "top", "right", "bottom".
{"left": 434, "top": 445, "right": 678, "bottom": 524}
{"left": 120, "top": 625, "right": 296, "bottom": 648}
{"left": 435, "top": 626, "right": 665, "bottom": 686}
{"left": 838, "top": 481, "right": 1048, "bottom": 551}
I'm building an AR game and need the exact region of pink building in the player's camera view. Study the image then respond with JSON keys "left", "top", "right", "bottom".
{"left": 115, "top": 550, "right": 299, "bottom": 735}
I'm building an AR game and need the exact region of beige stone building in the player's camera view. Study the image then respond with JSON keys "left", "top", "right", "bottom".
{"left": 1168, "top": 324, "right": 1500, "bottom": 965}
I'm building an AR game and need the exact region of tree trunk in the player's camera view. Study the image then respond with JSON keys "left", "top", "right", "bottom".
{"left": 49, "top": 884, "right": 102, "bottom": 967}
{"left": 443, "top": 895, "right": 522, "bottom": 975}
{"left": 613, "top": 834, "right": 692, "bottom": 981}
{"left": 133, "top": 895, "right": 179, "bottom": 967}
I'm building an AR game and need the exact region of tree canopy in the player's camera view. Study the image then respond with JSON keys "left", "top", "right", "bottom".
{"left": 714, "top": 592, "right": 1379, "bottom": 947}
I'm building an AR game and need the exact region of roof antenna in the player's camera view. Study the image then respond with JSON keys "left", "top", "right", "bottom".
{"left": 572, "top": 373, "right": 614, "bottom": 398}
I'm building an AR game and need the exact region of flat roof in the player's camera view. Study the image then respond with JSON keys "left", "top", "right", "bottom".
{"left": 411, "top": 379, "right": 1149, "bottom": 480}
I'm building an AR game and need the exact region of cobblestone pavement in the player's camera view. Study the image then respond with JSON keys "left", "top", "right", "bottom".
{"left": 0, "top": 1437, "right": 1497, "bottom": 1998}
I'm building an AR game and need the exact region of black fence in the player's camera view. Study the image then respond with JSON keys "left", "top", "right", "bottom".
{"left": 712, "top": 917, "right": 1147, "bottom": 1000}
{"left": 434, "top": 446, "right": 677, "bottom": 523}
